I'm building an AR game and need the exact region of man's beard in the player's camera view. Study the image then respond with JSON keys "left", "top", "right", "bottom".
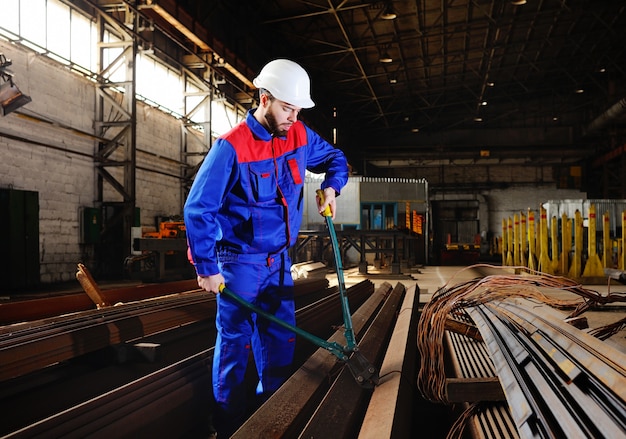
{"left": 265, "top": 110, "right": 289, "bottom": 137}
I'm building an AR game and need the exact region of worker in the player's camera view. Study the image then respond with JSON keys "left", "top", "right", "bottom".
{"left": 184, "top": 58, "right": 349, "bottom": 437}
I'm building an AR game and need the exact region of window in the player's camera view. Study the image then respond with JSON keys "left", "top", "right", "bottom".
{"left": 0, "top": 0, "right": 20, "bottom": 38}
{"left": 0, "top": 0, "right": 242, "bottom": 136}
{"left": 47, "top": 1, "right": 70, "bottom": 61}
{"left": 21, "top": 0, "right": 46, "bottom": 46}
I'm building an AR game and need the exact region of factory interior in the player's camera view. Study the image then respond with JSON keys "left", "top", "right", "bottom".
{"left": 1, "top": 1, "right": 626, "bottom": 438}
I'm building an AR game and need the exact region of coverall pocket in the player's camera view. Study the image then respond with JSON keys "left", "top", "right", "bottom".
{"left": 278, "top": 152, "right": 304, "bottom": 196}
{"left": 286, "top": 158, "right": 303, "bottom": 185}
{"left": 249, "top": 162, "right": 277, "bottom": 202}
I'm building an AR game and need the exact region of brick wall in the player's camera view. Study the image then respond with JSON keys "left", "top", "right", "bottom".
{"left": 0, "top": 40, "right": 186, "bottom": 284}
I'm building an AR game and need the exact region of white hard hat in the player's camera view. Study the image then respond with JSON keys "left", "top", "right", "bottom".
{"left": 253, "top": 59, "right": 315, "bottom": 108}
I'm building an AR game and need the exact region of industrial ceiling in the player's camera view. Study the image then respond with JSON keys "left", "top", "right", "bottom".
{"left": 141, "top": 0, "right": 626, "bottom": 190}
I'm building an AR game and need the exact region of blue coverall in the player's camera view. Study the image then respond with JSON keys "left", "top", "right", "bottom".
{"left": 184, "top": 108, "right": 349, "bottom": 435}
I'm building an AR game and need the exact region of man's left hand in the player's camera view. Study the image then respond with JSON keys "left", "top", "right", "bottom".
{"left": 317, "top": 187, "right": 337, "bottom": 219}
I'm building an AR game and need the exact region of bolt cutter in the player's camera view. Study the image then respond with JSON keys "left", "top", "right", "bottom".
{"left": 217, "top": 189, "right": 379, "bottom": 388}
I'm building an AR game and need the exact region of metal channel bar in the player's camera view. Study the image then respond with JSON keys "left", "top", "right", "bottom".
{"left": 494, "top": 300, "right": 626, "bottom": 399}
{"left": 486, "top": 304, "right": 598, "bottom": 438}
{"left": 0, "top": 279, "right": 201, "bottom": 325}
{"left": 358, "top": 284, "right": 419, "bottom": 439}
{"left": 468, "top": 306, "right": 556, "bottom": 439}
{"left": 443, "top": 309, "right": 519, "bottom": 439}
{"left": 469, "top": 302, "right": 626, "bottom": 438}
{"left": 298, "top": 282, "right": 406, "bottom": 438}
{"left": 490, "top": 303, "right": 620, "bottom": 438}
{"left": 489, "top": 300, "right": 626, "bottom": 437}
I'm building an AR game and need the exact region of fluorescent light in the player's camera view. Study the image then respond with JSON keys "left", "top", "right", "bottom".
{"left": 381, "top": 4, "right": 397, "bottom": 20}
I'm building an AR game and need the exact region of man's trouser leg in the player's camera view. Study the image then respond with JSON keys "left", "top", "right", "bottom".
{"left": 212, "top": 252, "right": 295, "bottom": 436}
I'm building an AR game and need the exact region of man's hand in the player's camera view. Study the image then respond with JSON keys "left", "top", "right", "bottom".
{"left": 317, "top": 187, "right": 338, "bottom": 219}
{"left": 197, "top": 273, "right": 225, "bottom": 294}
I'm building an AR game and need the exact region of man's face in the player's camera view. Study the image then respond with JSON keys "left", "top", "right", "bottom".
{"left": 264, "top": 98, "right": 301, "bottom": 137}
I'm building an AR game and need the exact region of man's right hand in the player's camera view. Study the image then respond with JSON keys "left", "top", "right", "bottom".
{"left": 197, "top": 273, "right": 225, "bottom": 294}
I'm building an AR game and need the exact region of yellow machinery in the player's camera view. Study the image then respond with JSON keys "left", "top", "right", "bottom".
{"left": 501, "top": 204, "right": 626, "bottom": 282}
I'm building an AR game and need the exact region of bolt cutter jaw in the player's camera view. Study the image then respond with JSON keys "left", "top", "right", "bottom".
{"left": 346, "top": 350, "right": 380, "bottom": 389}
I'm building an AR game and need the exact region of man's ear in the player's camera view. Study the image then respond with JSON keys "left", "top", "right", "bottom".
{"left": 259, "top": 92, "right": 270, "bottom": 107}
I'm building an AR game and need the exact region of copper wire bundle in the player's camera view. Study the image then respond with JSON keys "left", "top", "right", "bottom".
{"left": 589, "top": 316, "right": 626, "bottom": 340}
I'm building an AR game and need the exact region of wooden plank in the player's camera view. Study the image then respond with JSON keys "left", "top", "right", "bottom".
{"left": 445, "top": 377, "right": 505, "bottom": 402}
{"left": 445, "top": 317, "right": 483, "bottom": 341}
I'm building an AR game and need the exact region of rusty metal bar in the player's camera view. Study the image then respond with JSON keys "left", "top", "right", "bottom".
{"left": 232, "top": 281, "right": 391, "bottom": 438}
{"left": 0, "top": 280, "right": 378, "bottom": 438}
{"left": 0, "top": 293, "right": 216, "bottom": 382}
{"left": 0, "top": 278, "right": 201, "bottom": 325}
{"left": 0, "top": 277, "right": 330, "bottom": 327}
{"left": 298, "top": 282, "right": 406, "bottom": 438}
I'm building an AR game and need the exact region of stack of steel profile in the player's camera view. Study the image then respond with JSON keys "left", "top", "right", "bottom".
{"left": 417, "top": 266, "right": 626, "bottom": 439}
{"left": 468, "top": 299, "right": 626, "bottom": 438}
{"left": 233, "top": 281, "right": 418, "bottom": 438}
{"left": 445, "top": 311, "right": 519, "bottom": 439}
{"left": 0, "top": 278, "right": 382, "bottom": 438}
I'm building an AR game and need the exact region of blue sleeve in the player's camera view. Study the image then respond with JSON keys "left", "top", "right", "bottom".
{"left": 183, "top": 139, "right": 237, "bottom": 276}
{"left": 303, "top": 125, "right": 349, "bottom": 194}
